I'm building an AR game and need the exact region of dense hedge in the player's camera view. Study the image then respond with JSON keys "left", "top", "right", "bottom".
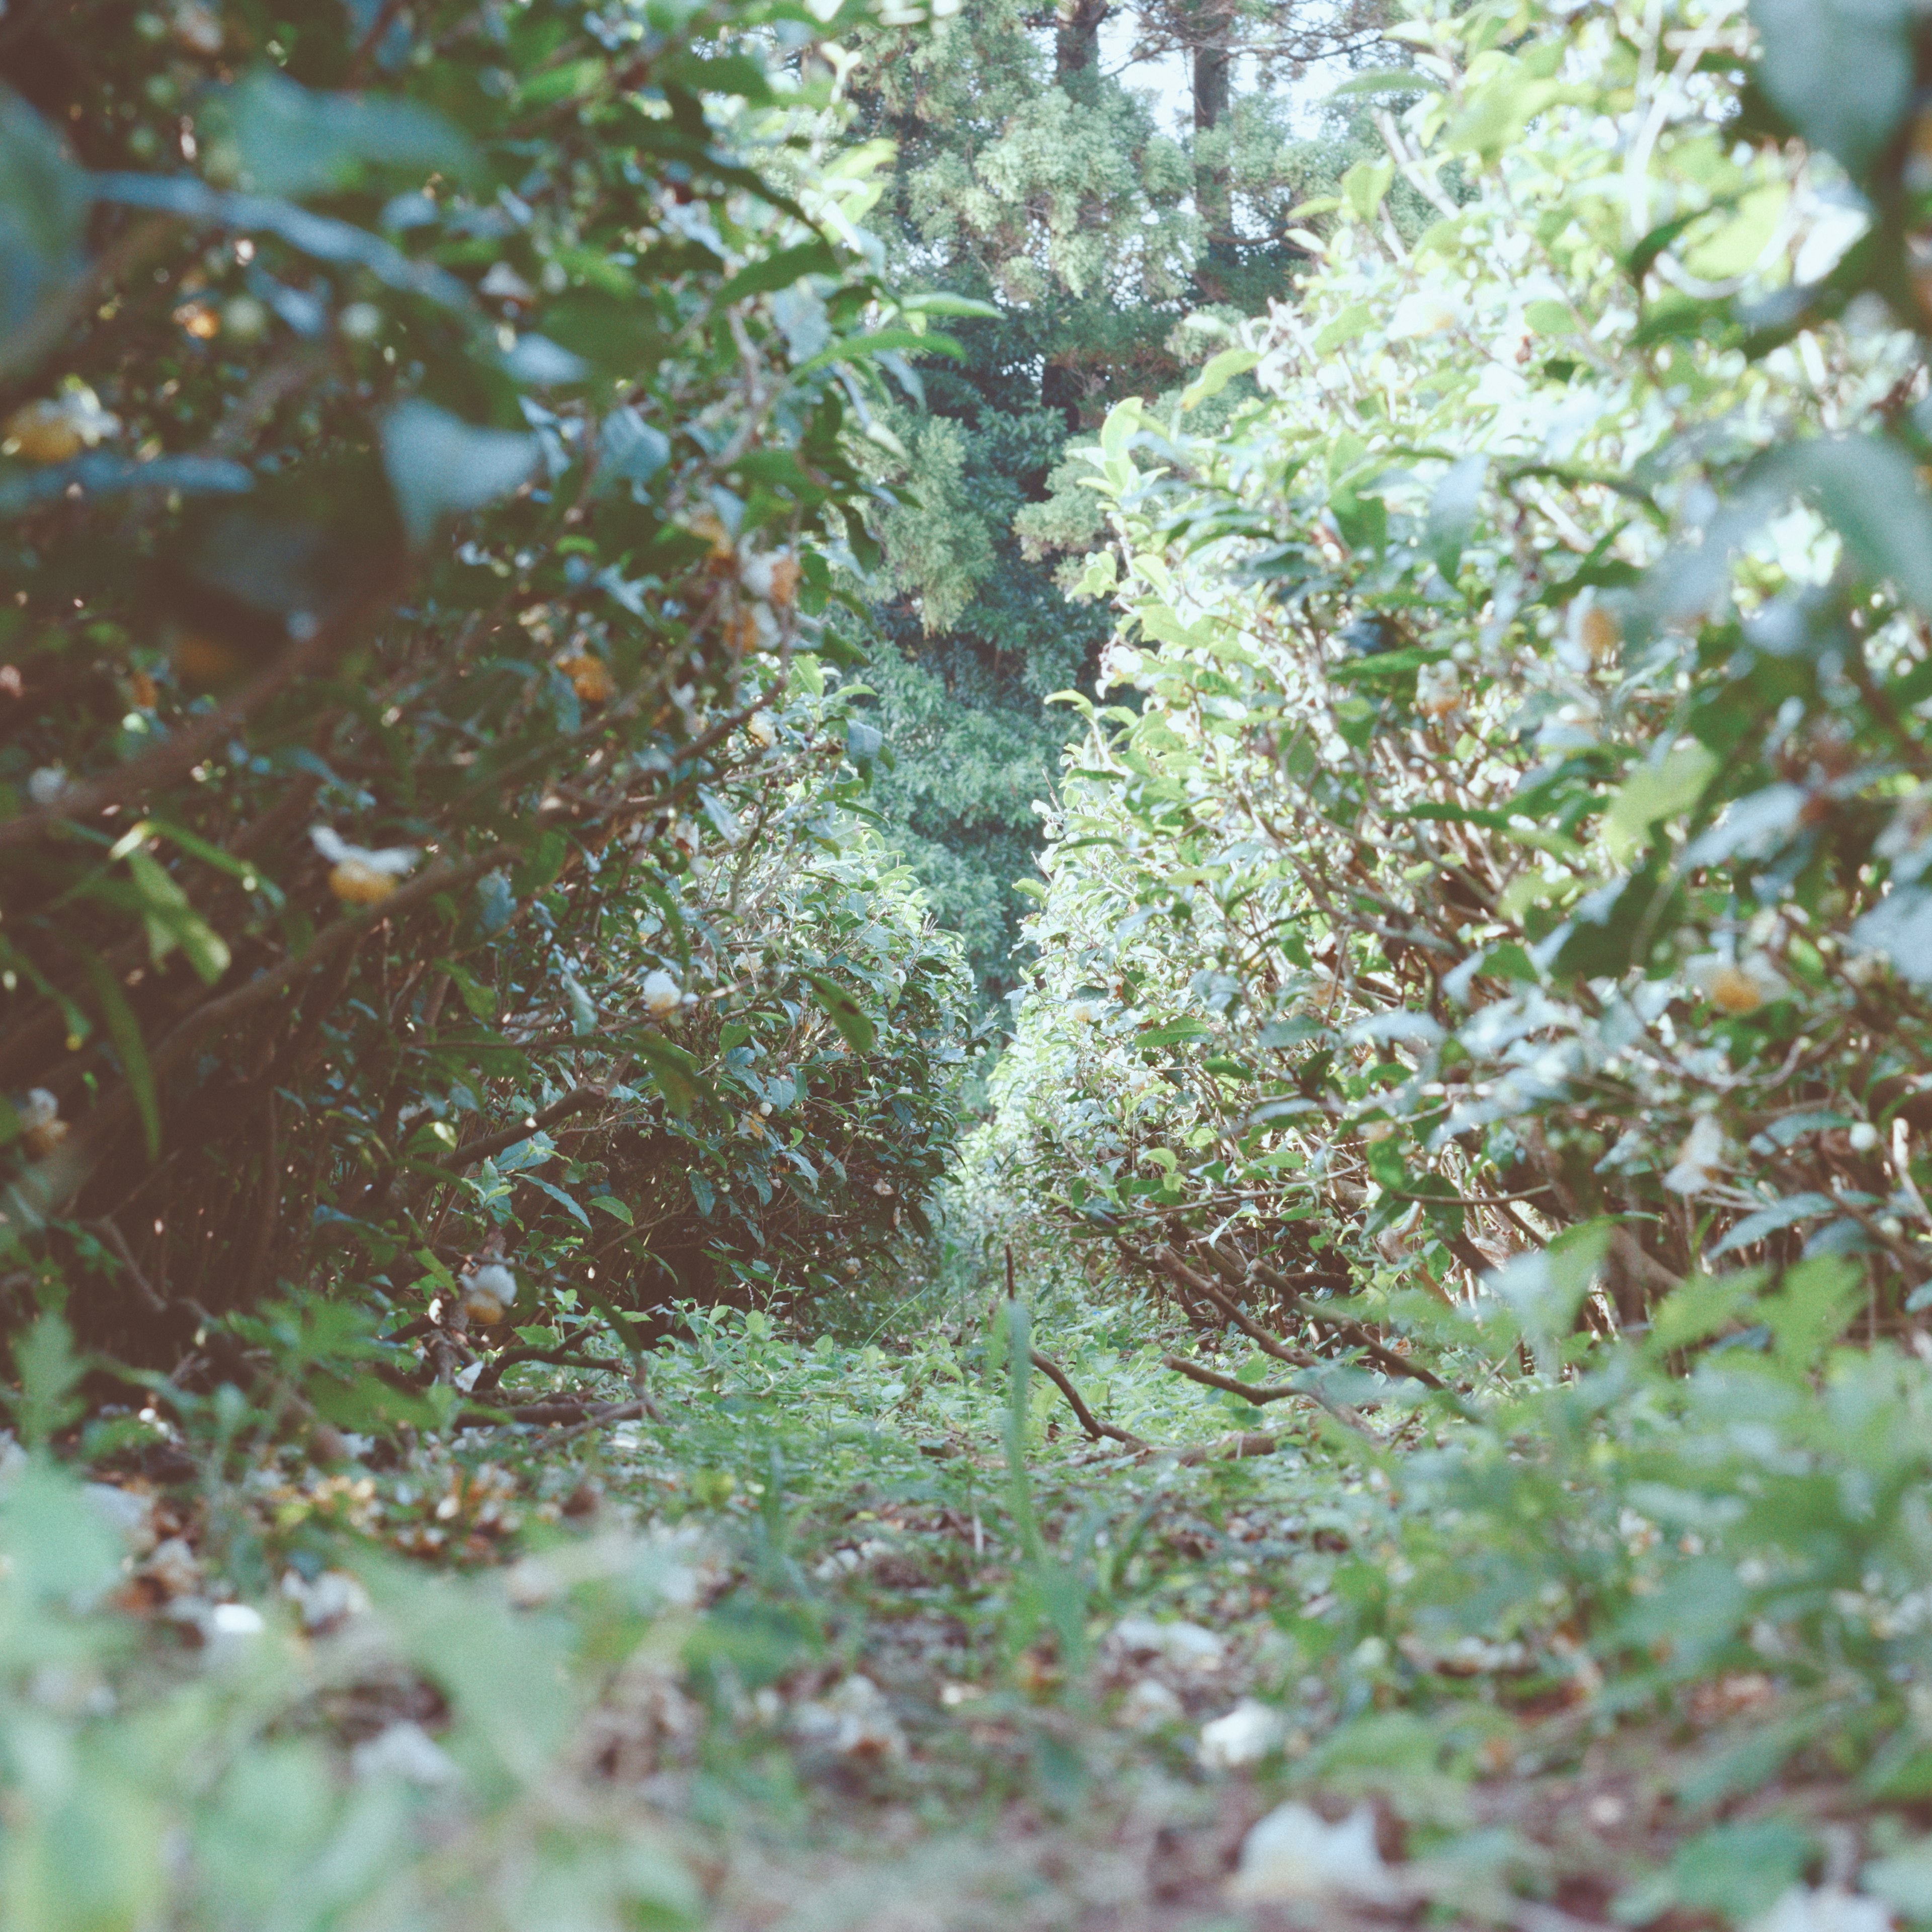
{"left": 983, "top": 0, "right": 1932, "bottom": 1350}
{"left": 0, "top": 0, "right": 972, "bottom": 1412}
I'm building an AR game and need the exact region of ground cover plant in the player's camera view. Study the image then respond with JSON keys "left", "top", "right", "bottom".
{"left": 19, "top": 0, "right": 1932, "bottom": 1928}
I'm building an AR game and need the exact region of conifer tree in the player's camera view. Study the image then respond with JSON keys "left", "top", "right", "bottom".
{"left": 844, "top": 0, "right": 1388, "bottom": 995}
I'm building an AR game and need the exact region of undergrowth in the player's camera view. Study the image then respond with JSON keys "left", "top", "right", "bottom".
{"left": 14, "top": 1254, "right": 1932, "bottom": 1930}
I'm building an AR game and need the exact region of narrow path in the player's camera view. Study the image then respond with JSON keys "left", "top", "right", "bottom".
{"left": 552, "top": 1297, "right": 1887, "bottom": 1932}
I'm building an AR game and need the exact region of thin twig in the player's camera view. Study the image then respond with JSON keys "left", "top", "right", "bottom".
{"left": 88, "top": 1214, "right": 166, "bottom": 1314}
{"left": 1203, "top": 1240, "right": 1449, "bottom": 1391}
{"left": 1172, "top": 1429, "right": 1294, "bottom": 1466}
{"left": 453, "top": 1395, "right": 649, "bottom": 1432}
{"left": 425, "top": 1086, "right": 608, "bottom": 1176}
{"left": 1162, "top": 1351, "right": 1381, "bottom": 1441}
{"left": 1160, "top": 1353, "right": 1300, "bottom": 1404}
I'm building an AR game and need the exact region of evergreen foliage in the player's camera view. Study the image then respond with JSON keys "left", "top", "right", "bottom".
{"left": 987, "top": 0, "right": 1932, "bottom": 1384}
{"left": 843, "top": 0, "right": 1392, "bottom": 996}
{"left": 0, "top": 0, "right": 973, "bottom": 1391}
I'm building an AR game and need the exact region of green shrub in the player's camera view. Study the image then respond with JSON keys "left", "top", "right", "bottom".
{"left": 0, "top": 0, "right": 972, "bottom": 1405}
{"left": 985, "top": 0, "right": 1932, "bottom": 1348}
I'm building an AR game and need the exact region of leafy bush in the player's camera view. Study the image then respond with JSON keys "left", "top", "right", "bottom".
{"left": 987, "top": 0, "right": 1932, "bottom": 1346}
{"left": 0, "top": 0, "right": 972, "bottom": 1403}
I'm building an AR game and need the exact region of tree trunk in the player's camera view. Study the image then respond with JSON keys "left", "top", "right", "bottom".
{"left": 1191, "top": 34, "right": 1229, "bottom": 131}
{"left": 1191, "top": 25, "right": 1232, "bottom": 253}
{"left": 1055, "top": 0, "right": 1109, "bottom": 81}
{"left": 1042, "top": 358, "right": 1084, "bottom": 434}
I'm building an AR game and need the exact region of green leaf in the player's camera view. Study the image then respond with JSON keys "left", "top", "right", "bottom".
{"left": 1750, "top": 0, "right": 1912, "bottom": 176}
{"left": 13, "top": 1313, "right": 86, "bottom": 1449}
{"left": 523, "top": 1174, "right": 590, "bottom": 1228}
{"left": 79, "top": 949, "right": 159, "bottom": 1158}
{"left": 589, "top": 1193, "right": 633, "bottom": 1225}
{"left": 1603, "top": 741, "right": 1718, "bottom": 863}
{"left": 1625, "top": 1817, "right": 1813, "bottom": 1927}
{"left": 0, "top": 85, "right": 90, "bottom": 376}
{"left": 1443, "top": 68, "right": 1570, "bottom": 161}
{"left": 380, "top": 401, "right": 537, "bottom": 550}
{"left": 1340, "top": 158, "right": 1395, "bottom": 223}
{"left": 1180, "top": 348, "right": 1259, "bottom": 412}
{"left": 1647, "top": 1267, "right": 1769, "bottom": 1352}
{"left": 131, "top": 817, "right": 284, "bottom": 908}
{"left": 598, "top": 406, "right": 671, "bottom": 487}
{"left": 514, "top": 54, "right": 608, "bottom": 107}
{"left": 511, "top": 830, "right": 568, "bottom": 899}
{"left": 1773, "top": 435, "right": 1932, "bottom": 614}
{"left": 796, "top": 327, "right": 965, "bottom": 375}
{"left": 1313, "top": 303, "right": 1374, "bottom": 353}
{"left": 718, "top": 237, "right": 842, "bottom": 302}
{"left": 1425, "top": 455, "right": 1484, "bottom": 580}
{"left": 660, "top": 49, "right": 774, "bottom": 102}
{"left": 544, "top": 289, "right": 667, "bottom": 376}
{"left": 1330, "top": 484, "right": 1387, "bottom": 556}
{"left": 1709, "top": 1194, "right": 1837, "bottom": 1258}
{"left": 1135, "top": 1017, "right": 1212, "bottom": 1049}
{"left": 802, "top": 971, "right": 876, "bottom": 1053}
{"left": 473, "top": 872, "right": 516, "bottom": 938}
{"left": 213, "top": 68, "right": 474, "bottom": 199}
{"left": 1099, "top": 397, "right": 1143, "bottom": 463}
{"left": 414, "top": 1248, "right": 457, "bottom": 1291}
{"left": 633, "top": 1030, "right": 711, "bottom": 1117}
{"left": 1763, "top": 1256, "right": 1862, "bottom": 1373}
{"left": 899, "top": 291, "right": 1003, "bottom": 318}
{"left": 1852, "top": 883, "right": 1932, "bottom": 983}
{"left": 126, "top": 850, "right": 230, "bottom": 985}
{"left": 438, "top": 958, "right": 498, "bottom": 1020}
{"left": 1327, "top": 67, "right": 1443, "bottom": 99}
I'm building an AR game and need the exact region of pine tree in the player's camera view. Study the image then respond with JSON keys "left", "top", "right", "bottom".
{"left": 844, "top": 0, "right": 1390, "bottom": 996}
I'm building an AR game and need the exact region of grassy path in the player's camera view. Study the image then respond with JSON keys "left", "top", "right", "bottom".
{"left": 11, "top": 1283, "right": 1922, "bottom": 1930}
{"left": 540, "top": 1299, "right": 1905, "bottom": 1930}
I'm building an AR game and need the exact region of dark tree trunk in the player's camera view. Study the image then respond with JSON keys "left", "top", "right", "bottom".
{"left": 1191, "top": 33, "right": 1229, "bottom": 131}
{"left": 1041, "top": 358, "right": 1084, "bottom": 434}
{"left": 1055, "top": 0, "right": 1110, "bottom": 81}
{"left": 1191, "top": 24, "right": 1232, "bottom": 253}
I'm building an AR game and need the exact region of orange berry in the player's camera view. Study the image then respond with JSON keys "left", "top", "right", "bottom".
{"left": 172, "top": 631, "right": 247, "bottom": 688}
{"left": 4, "top": 405, "right": 82, "bottom": 463}
{"left": 1704, "top": 965, "right": 1764, "bottom": 1014}
{"left": 766, "top": 554, "right": 801, "bottom": 608}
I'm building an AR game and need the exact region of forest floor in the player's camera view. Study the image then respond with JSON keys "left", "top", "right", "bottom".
{"left": 76, "top": 1281, "right": 1912, "bottom": 1932}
